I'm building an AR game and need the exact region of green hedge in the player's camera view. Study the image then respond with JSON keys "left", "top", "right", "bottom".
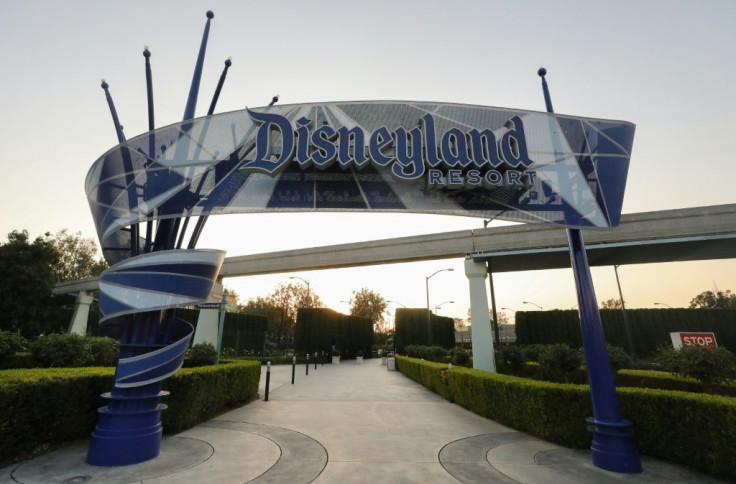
{"left": 394, "top": 308, "right": 454, "bottom": 353}
{"left": 396, "top": 356, "right": 736, "bottom": 480}
{"left": 615, "top": 369, "right": 736, "bottom": 397}
{"left": 515, "top": 309, "right": 736, "bottom": 355}
{"left": 294, "top": 308, "right": 372, "bottom": 358}
{"left": 0, "top": 360, "right": 260, "bottom": 466}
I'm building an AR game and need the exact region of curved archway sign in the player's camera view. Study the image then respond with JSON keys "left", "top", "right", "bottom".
{"left": 84, "top": 12, "right": 637, "bottom": 472}
{"left": 88, "top": 101, "right": 634, "bottom": 265}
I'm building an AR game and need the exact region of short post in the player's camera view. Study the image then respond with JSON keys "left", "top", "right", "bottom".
{"left": 306, "top": 354, "right": 309, "bottom": 376}
{"left": 264, "top": 361, "right": 271, "bottom": 401}
{"left": 321, "top": 351, "right": 324, "bottom": 366}
{"left": 291, "top": 356, "right": 296, "bottom": 384}
{"left": 314, "top": 352, "right": 317, "bottom": 370}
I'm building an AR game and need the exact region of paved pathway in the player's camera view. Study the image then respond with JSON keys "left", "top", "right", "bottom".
{"left": 1, "top": 360, "right": 727, "bottom": 483}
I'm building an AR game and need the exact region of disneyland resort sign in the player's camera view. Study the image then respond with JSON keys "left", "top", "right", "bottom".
{"left": 87, "top": 101, "right": 635, "bottom": 260}
{"left": 243, "top": 109, "right": 537, "bottom": 189}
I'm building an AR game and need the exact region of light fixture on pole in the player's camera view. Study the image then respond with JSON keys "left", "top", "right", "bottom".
{"left": 426, "top": 268, "right": 454, "bottom": 345}
{"left": 654, "top": 302, "right": 672, "bottom": 308}
{"left": 387, "top": 300, "right": 406, "bottom": 307}
{"left": 289, "top": 276, "right": 310, "bottom": 307}
{"left": 522, "top": 301, "right": 543, "bottom": 310}
{"left": 433, "top": 300, "right": 454, "bottom": 312}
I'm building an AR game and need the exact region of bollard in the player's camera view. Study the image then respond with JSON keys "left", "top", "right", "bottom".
{"left": 314, "top": 352, "right": 317, "bottom": 370}
{"left": 306, "top": 354, "right": 309, "bottom": 376}
{"left": 321, "top": 351, "right": 324, "bottom": 366}
{"left": 264, "top": 361, "right": 271, "bottom": 401}
{"left": 291, "top": 356, "right": 296, "bottom": 384}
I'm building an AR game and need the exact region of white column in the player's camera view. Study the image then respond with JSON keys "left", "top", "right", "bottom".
{"left": 464, "top": 258, "right": 496, "bottom": 372}
{"left": 68, "top": 291, "right": 94, "bottom": 335}
{"left": 192, "top": 282, "right": 223, "bottom": 346}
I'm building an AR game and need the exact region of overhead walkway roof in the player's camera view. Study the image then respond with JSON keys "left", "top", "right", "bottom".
{"left": 53, "top": 203, "right": 736, "bottom": 295}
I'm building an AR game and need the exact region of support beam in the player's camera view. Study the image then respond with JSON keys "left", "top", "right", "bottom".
{"left": 192, "top": 282, "right": 224, "bottom": 346}
{"left": 68, "top": 291, "right": 94, "bottom": 335}
{"left": 464, "top": 258, "right": 495, "bottom": 372}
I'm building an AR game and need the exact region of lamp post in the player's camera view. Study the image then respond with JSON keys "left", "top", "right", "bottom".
{"left": 654, "top": 302, "right": 672, "bottom": 308}
{"left": 433, "top": 300, "right": 454, "bottom": 313}
{"left": 289, "top": 276, "right": 310, "bottom": 307}
{"left": 614, "top": 265, "right": 636, "bottom": 357}
{"left": 387, "top": 300, "right": 406, "bottom": 307}
{"left": 522, "top": 301, "right": 543, "bottom": 310}
{"left": 426, "top": 268, "right": 454, "bottom": 345}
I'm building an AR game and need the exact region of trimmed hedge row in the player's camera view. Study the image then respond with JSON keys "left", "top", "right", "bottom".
{"left": 515, "top": 308, "right": 736, "bottom": 355}
{"left": 396, "top": 356, "right": 736, "bottom": 480}
{"left": 294, "top": 308, "right": 373, "bottom": 358}
{"left": 0, "top": 360, "right": 260, "bottom": 466}
{"left": 394, "top": 308, "right": 454, "bottom": 353}
{"left": 615, "top": 369, "right": 736, "bottom": 397}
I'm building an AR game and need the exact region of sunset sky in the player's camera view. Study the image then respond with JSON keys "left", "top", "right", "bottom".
{"left": 1, "top": 1, "right": 734, "bottom": 323}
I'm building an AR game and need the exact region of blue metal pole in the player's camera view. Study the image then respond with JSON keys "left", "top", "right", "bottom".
{"left": 538, "top": 67, "right": 641, "bottom": 473}
{"left": 100, "top": 80, "right": 139, "bottom": 257}
{"left": 143, "top": 47, "right": 155, "bottom": 253}
{"left": 180, "top": 56, "right": 233, "bottom": 249}
{"left": 154, "top": 10, "right": 214, "bottom": 252}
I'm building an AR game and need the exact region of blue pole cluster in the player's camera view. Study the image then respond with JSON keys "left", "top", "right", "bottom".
{"left": 87, "top": 11, "right": 228, "bottom": 467}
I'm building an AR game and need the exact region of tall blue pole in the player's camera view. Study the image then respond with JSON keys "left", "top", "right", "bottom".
{"left": 538, "top": 67, "right": 641, "bottom": 474}
{"left": 154, "top": 10, "right": 214, "bottom": 252}
{"left": 143, "top": 47, "right": 155, "bottom": 253}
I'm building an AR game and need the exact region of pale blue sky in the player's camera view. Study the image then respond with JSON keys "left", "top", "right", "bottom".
{"left": 1, "top": 1, "right": 734, "bottom": 322}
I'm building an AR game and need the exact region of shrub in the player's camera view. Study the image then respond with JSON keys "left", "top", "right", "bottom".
{"left": 450, "top": 347, "right": 470, "bottom": 366}
{"left": 538, "top": 344, "right": 582, "bottom": 372}
{"left": 185, "top": 342, "right": 218, "bottom": 367}
{"left": 404, "top": 345, "right": 449, "bottom": 362}
{"left": 0, "top": 331, "right": 28, "bottom": 359}
{"left": 607, "top": 344, "right": 634, "bottom": 371}
{"left": 655, "top": 345, "right": 736, "bottom": 387}
{"left": 86, "top": 337, "right": 118, "bottom": 366}
{"left": 28, "top": 334, "right": 118, "bottom": 368}
{"left": 29, "top": 334, "right": 93, "bottom": 367}
{"left": 520, "top": 344, "right": 547, "bottom": 362}
{"left": 495, "top": 345, "right": 525, "bottom": 374}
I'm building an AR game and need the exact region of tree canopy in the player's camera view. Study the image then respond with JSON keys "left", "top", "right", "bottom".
{"left": 689, "top": 290, "right": 736, "bottom": 309}
{"left": 348, "top": 287, "right": 388, "bottom": 331}
{"left": 238, "top": 281, "right": 323, "bottom": 350}
{"left": 49, "top": 229, "right": 107, "bottom": 282}
{"left": 600, "top": 298, "right": 623, "bottom": 309}
{"left": 0, "top": 230, "right": 63, "bottom": 337}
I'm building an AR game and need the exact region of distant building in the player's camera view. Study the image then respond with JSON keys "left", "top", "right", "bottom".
{"left": 455, "top": 324, "right": 516, "bottom": 343}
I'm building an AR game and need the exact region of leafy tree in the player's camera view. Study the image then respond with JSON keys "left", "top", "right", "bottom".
{"left": 0, "top": 230, "right": 64, "bottom": 337}
{"left": 348, "top": 287, "right": 388, "bottom": 331}
{"left": 600, "top": 298, "right": 623, "bottom": 309}
{"left": 688, "top": 290, "right": 736, "bottom": 309}
{"left": 48, "top": 229, "right": 107, "bottom": 282}
{"left": 238, "top": 283, "right": 323, "bottom": 351}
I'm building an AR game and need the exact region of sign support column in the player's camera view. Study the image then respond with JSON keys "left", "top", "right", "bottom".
{"left": 539, "top": 67, "right": 641, "bottom": 474}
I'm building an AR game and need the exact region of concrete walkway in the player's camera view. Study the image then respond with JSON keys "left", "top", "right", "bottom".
{"left": 1, "top": 360, "right": 728, "bottom": 483}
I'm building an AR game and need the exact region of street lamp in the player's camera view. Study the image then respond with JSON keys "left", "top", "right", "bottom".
{"left": 387, "top": 300, "right": 406, "bottom": 307}
{"left": 433, "top": 300, "right": 454, "bottom": 312}
{"left": 522, "top": 301, "right": 543, "bottom": 310}
{"left": 426, "top": 268, "right": 454, "bottom": 345}
{"left": 654, "top": 302, "right": 672, "bottom": 308}
{"left": 501, "top": 307, "right": 516, "bottom": 313}
{"left": 289, "top": 276, "right": 310, "bottom": 307}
